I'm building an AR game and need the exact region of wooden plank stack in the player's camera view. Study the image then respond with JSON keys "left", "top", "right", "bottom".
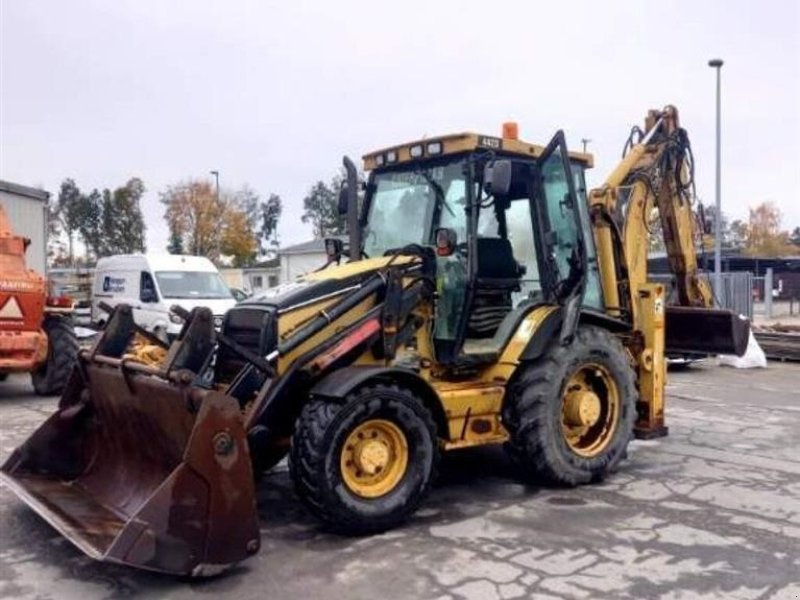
{"left": 753, "top": 324, "right": 800, "bottom": 361}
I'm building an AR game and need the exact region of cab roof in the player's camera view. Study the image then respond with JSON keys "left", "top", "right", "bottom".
{"left": 362, "top": 131, "right": 594, "bottom": 172}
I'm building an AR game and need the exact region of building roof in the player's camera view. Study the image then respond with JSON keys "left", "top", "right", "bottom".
{"left": 281, "top": 237, "right": 345, "bottom": 255}
{"left": 0, "top": 180, "right": 50, "bottom": 202}
{"left": 243, "top": 257, "right": 280, "bottom": 271}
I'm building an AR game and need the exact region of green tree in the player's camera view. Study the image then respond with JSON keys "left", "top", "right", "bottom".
{"left": 700, "top": 205, "right": 731, "bottom": 248}
{"left": 54, "top": 179, "right": 84, "bottom": 265}
{"left": 108, "top": 178, "right": 147, "bottom": 254}
{"left": 790, "top": 226, "right": 800, "bottom": 247}
{"left": 74, "top": 180, "right": 146, "bottom": 258}
{"left": 259, "top": 193, "right": 282, "bottom": 254}
{"left": 167, "top": 229, "right": 184, "bottom": 254}
{"left": 301, "top": 180, "right": 345, "bottom": 238}
{"left": 236, "top": 185, "right": 260, "bottom": 222}
{"left": 728, "top": 219, "right": 749, "bottom": 249}
{"left": 76, "top": 189, "right": 104, "bottom": 258}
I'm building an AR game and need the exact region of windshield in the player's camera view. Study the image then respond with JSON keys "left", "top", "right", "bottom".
{"left": 154, "top": 271, "right": 233, "bottom": 299}
{"left": 363, "top": 158, "right": 468, "bottom": 257}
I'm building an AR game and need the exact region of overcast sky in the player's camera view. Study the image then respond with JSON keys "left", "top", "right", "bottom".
{"left": 2, "top": 0, "right": 798, "bottom": 253}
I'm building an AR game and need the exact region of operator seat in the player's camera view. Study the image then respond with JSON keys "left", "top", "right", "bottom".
{"left": 466, "top": 237, "right": 524, "bottom": 338}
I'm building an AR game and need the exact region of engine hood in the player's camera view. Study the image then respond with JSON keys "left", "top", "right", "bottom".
{"left": 161, "top": 297, "right": 237, "bottom": 316}
{"left": 245, "top": 255, "right": 419, "bottom": 311}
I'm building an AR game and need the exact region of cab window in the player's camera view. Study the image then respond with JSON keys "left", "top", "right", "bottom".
{"left": 477, "top": 200, "right": 541, "bottom": 305}
{"left": 140, "top": 271, "right": 158, "bottom": 303}
{"left": 570, "top": 163, "right": 604, "bottom": 310}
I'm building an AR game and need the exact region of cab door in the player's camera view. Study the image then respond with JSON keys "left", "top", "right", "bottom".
{"left": 534, "top": 131, "right": 587, "bottom": 338}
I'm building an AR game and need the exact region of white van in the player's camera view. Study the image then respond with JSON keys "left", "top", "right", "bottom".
{"left": 92, "top": 254, "right": 236, "bottom": 338}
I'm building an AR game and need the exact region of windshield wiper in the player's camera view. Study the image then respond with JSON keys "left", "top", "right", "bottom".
{"left": 415, "top": 168, "right": 455, "bottom": 217}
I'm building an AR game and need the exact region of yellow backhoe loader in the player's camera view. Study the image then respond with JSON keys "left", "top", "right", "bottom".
{"left": 0, "top": 106, "right": 748, "bottom": 576}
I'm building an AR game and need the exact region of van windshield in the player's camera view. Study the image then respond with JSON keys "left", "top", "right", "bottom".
{"left": 154, "top": 271, "right": 233, "bottom": 299}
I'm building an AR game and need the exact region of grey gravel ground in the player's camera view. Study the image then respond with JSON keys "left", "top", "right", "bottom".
{"left": 1, "top": 361, "right": 799, "bottom": 600}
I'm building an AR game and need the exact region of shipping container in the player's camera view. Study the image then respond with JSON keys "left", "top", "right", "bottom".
{"left": 0, "top": 180, "right": 49, "bottom": 275}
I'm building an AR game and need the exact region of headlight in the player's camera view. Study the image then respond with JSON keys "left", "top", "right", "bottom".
{"left": 169, "top": 313, "right": 183, "bottom": 324}
{"left": 426, "top": 141, "right": 443, "bottom": 155}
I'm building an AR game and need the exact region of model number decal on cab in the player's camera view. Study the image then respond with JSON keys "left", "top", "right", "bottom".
{"left": 478, "top": 136, "right": 502, "bottom": 149}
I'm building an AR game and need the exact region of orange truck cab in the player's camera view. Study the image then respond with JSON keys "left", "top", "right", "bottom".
{"left": 0, "top": 202, "right": 77, "bottom": 394}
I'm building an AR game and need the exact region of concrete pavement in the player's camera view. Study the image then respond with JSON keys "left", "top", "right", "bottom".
{"left": 1, "top": 362, "right": 799, "bottom": 600}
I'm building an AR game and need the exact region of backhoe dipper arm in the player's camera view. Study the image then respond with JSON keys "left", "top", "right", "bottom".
{"left": 589, "top": 106, "right": 716, "bottom": 440}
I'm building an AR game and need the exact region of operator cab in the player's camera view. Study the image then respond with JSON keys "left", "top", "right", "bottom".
{"left": 358, "top": 127, "right": 604, "bottom": 368}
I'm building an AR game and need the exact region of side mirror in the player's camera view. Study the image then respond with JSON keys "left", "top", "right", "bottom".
{"left": 324, "top": 237, "right": 344, "bottom": 262}
{"left": 484, "top": 160, "right": 513, "bottom": 196}
{"left": 337, "top": 185, "right": 349, "bottom": 215}
{"left": 434, "top": 228, "right": 458, "bottom": 257}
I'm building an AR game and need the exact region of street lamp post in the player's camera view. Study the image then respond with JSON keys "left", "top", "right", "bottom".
{"left": 210, "top": 170, "right": 220, "bottom": 203}
{"left": 210, "top": 170, "right": 220, "bottom": 258}
{"left": 708, "top": 58, "right": 723, "bottom": 303}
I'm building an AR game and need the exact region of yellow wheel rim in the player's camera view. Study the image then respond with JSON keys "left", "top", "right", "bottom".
{"left": 560, "top": 363, "right": 620, "bottom": 458}
{"left": 340, "top": 419, "right": 409, "bottom": 499}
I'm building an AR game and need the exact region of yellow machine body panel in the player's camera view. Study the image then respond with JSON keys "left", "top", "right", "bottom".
{"left": 427, "top": 305, "right": 558, "bottom": 449}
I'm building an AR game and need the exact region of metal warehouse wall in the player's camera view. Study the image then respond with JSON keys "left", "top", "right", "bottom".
{"left": 0, "top": 180, "right": 49, "bottom": 275}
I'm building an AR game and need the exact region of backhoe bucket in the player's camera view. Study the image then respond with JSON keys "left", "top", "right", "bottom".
{"left": 665, "top": 306, "right": 750, "bottom": 356}
{"left": 0, "top": 305, "right": 260, "bottom": 576}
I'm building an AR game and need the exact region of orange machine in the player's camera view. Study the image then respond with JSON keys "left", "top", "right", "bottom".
{"left": 0, "top": 202, "right": 77, "bottom": 394}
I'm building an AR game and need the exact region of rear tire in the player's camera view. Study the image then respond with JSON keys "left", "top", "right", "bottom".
{"left": 503, "top": 325, "right": 636, "bottom": 486}
{"left": 289, "top": 383, "right": 438, "bottom": 534}
{"left": 31, "top": 315, "right": 78, "bottom": 396}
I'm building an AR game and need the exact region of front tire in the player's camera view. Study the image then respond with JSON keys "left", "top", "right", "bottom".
{"left": 289, "top": 383, "right": 438, "bottom": 534}
{"left": 503, "top": 325, "right": 636, "bottom": 486}
{"left": 31, "top": 315, "right": 78, "bottom": 396}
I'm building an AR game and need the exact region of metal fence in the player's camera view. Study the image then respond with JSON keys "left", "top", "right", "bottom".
{"left": 709, "top": 271, "right": 753, "bottom": 318}
{"left": 751, "top": 269, "right": 800, "bottom": 318}
{"left": 649, "top": 271, "right": 753, "bottom": 318}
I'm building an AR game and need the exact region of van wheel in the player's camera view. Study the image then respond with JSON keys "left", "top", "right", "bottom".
{"left": 32, "top": 316, "right": 79, "bottom": 396}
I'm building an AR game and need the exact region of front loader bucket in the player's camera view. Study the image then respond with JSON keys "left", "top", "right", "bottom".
{"left": 0, "top": 306, "right": 260, "bottom": 576}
